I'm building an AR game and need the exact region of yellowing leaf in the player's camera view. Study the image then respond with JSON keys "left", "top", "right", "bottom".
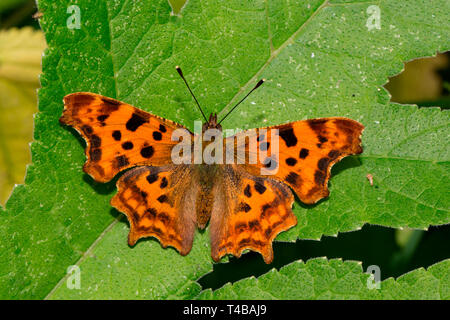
{"left": 0, "top": 27, "right": 46, "bottom": 204}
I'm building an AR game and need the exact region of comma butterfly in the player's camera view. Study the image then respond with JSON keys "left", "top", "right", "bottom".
{"left": 60, "top": 67, "right": 364, "bottom": 263}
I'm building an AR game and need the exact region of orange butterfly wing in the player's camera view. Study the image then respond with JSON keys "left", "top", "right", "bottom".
{"left": 111, "top": 165, "right": 197, "bottom": 255}
{"left": 209, "top": 117, "right": 363, "bottom": 263}
{"left": 209, "top": 165, "right": 296, "bottom": 263}
{"left": 60, "top": 92, "right": 192, "bottom": 182}
{"left": 228, "top": 117, "right": 364, "bottom": 204}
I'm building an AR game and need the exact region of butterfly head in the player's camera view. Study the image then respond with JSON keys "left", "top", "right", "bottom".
{"left": 176, "top": 66, "right": 264, "bottom": 129}
{"left": 202, "top": 113, "right": 222, "bottom": 133}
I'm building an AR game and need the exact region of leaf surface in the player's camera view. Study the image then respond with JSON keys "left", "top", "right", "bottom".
{"left": 0, "top": 0, "right": 448, "bottom": 299}
{"left": 197, "top": 258, "right": 450, "bottom": 299}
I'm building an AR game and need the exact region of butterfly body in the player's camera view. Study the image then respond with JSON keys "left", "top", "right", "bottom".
{"left": 60, "top": 92, "right": 364, "bottom": 263}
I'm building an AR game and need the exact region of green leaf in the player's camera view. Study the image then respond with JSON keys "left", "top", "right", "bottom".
{"left": 48, "top": 222, "right": 212, "bottom": 299}
{"left": 1, "top": 0, "right": 448, "bottom": 299}
{"left": 197, "top": 257, "right": 450, "bottom": 299}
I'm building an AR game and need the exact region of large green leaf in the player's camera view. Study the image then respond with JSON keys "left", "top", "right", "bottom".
{"left": 0, "top": 0, "right": 448, "bottom": 299}
{"left": 198, "top": 257, "right": 450, "bottom": 299}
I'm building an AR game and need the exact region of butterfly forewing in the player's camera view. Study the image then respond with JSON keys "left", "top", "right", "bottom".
{"left": 60, "top": 92, "right": 192, "bottom": 182}
{"left": 227, "top": 117, "right": 364, "bottom": 204}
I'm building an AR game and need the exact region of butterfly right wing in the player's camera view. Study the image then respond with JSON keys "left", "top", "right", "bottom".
{"left": 111, "top": 164, "right": 198, "bottom": 255}
{"left": 226, "top": 117, "right": 364, "bottom": 204}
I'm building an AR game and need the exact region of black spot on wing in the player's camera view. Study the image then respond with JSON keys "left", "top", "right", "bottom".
{"left": 244, "top": 184, "right": 252, "bottom": 198}
{"left": 238, "top": 202, "right": 252, "bottom": 213}
{"left": 160, "top": 177, "right": 168, "bottom": 188}
{"left": 112, "top": 130, "right": 121, "bottom": 141}
{"left": 115, "top": 155, "right": 129, "bottom": 168}
{"left": 153, "top": 131, "right": 162, "bottom": 141}
{"left": 159, "top": 124, "right": 167, "bottom": 133}
{"left": 278, "top": 127, "right": 297, "bottom": 147}
{"left": 286, "top": 157, "right": 297, "bottom": 166}
{"left": 157, "top": 195, "right": 168, "bottom": 203}
{"left": 141, "top": 145, "right": 154, "bottom": 158}
{"left": 122, "top": 141, "right": 133, "bottom": 150}
{"left": 285, "top": 172, "right": 299, "bottom": 187}
{"left": 126, "top": 112, "right": 148, "bottom": 132}
{"left": 299, "top": 148, "right": 309, "bottom": 159}
{"left": 318, "top": 157, "right": 330, "bottom": 172}
{"left": 254, "top": 182, "right": 266, "bottom": 194}
{"left": 97, "top": 114, "right": 109, "bottom": 122}
{"left": 146, "top": 173, "right": 158, "bottom": 184}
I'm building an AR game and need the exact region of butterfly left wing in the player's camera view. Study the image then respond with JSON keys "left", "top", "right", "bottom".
{"left": 111, "top": 164, "right": 198, "bottom": 255}
{"left": 209, "top": 164, "right": 297, "bottom": 263}
{"left": 226, "top": 117, "right": 364, "bottom": 204}
{"left": 60, "top": 92, "right": 192, "bottom": 182}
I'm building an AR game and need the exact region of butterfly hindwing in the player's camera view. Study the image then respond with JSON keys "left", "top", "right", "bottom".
{"left": 228, "top": 117, "right": 364, "bottom": 204}
{"left": 111, "top": 165, "right": 197, "bottom": 255}
{"left": 209, "top": 164, "right": 297, "bottom": 263}
{"left": 60, "top": 92, "right": 192, "bottom": 182}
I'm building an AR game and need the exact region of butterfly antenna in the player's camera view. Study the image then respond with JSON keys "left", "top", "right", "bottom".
{"left": 176, "top": 66, "right": 208, "bottom": 122}
{"left": 218, "top": 79, "right": 265, "bottom": 125}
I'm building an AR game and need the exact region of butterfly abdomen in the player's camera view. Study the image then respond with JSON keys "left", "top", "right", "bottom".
{"left": 195, "top": 164, "right": 219, "bottom": 229}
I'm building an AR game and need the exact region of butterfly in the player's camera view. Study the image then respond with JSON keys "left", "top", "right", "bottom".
{"left": 60, "top": 67, "right": 364, "bottom": 264}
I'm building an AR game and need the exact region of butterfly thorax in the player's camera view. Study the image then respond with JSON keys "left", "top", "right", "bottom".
{"left": 198, "top": 113, "right": 223, "bottom": 154}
